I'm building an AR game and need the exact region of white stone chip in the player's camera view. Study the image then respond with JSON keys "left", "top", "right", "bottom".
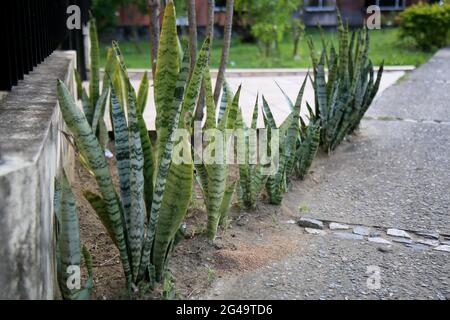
{"left": 368, "top": 237, "right": 392, "bottom": 245}
{"left": 305, "top": 228, "right": 326, "bottom": 236}
{"left": 329, "top": 222, "right": 350, "bottom": 230}
{"left": 433, "top": 245, "right": 450, "bottom": 253}
{"left": 387, "top": 228, "right": 411, "bottom": 239}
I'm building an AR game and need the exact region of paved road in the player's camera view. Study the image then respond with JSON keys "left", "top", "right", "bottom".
{"left": 203, "top": 48, "right": 450, "bottom": 300}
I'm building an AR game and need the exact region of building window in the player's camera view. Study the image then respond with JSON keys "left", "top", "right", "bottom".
{"left": 366, "top": 0, "right": 406, "bottom": 11}
{"left": 305, "top": 0, "right": 336, "bottom": 12}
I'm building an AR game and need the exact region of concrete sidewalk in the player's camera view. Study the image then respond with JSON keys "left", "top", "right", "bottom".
{"left": 99, "top": 68, "right": 407, "bottom": 130}
{"left": 203, "top": 48, "right": 450, "bottom": 300}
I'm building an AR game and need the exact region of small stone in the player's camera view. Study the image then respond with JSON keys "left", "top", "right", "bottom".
{"left": 305, "top": 228, "right": 326, "bottom": 235}
{"left": 104, "top": 149, "right": 114, "bottom": 158}
{"left": 368, "top": 237, "right": 392, "bottom": 245}
{"left": 329, "top": 222, "right": 350, "bottom": 230}
{"left": 353, "top": 226, "right": 371, "bottom": 236}
{"left": 378, "top": 246, "right": 394, "bottom": 253}
{"left": 392, "top": 238, "right": 413, "bottom": 245}
{"left": 416, "top": 231, "right": 439, "bottom": 240}
{"left": 405, "top": 243, "right": 428, "bottom": 251}
{"left": 417, "top": 239, "right": 440, "bottom": 246}
{"left": 333, "top": 232, "right": 364, "bottom": 241}
{"left": 433, "top": 245, "right": 450, "bottom": 253}
{"left": 285, "top": 220, "right": 296, "bottom": 224}
{"left": 387, "top": 228, "right": 411, "bottom": 239}
{"left": 297, "top": 217, "right": 324, "bottom": 230}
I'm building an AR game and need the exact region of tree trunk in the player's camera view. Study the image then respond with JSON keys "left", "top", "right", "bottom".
{"left": 292, "top": 8, "right": 304, "bottom": 59}
{"left": 213, "top": 0, "right": 234, "bottom": 105}
{"left": 148, "top": 0, "right": 161, "bottom": 78}
{"left": 206, "top": 0, "right": 215, "bottom": 62}
{"left": 195, "top": 0, "right": 215, "bottom": 121}
{"left": 187, "top": 0, "right": 198, "bottom": 74}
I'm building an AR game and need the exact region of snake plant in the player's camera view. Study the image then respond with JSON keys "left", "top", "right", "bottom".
{"left": 262, "top": 95, "right": 298, "bottom": 205}
{"left": 194, "top": 67, "right": 238, "bottom": 240}
{"left": 236, "top": 95, "right": 269, "bottom": 210}
{"left": 309, "top": 12, "right": 384, "bottom": 152}
{"left": 277, "top": 77, "right": 321, "bottom": 181}
{"left": 57, "top": 2, "right": 210, "bottom": 291}
{"left": 55, "top": 173, "right": 93, "bottom": 300}
{"left": 74, "top": 16, "right": 111, "bottom": 150}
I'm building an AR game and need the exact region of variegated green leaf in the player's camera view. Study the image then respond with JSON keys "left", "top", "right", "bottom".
{"left": 57, "top": 79, "right": 132, "bottom": 287}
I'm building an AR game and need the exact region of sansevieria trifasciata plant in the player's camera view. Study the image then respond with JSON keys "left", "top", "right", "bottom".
{"left": 277, "top": 78, "right": 321, "bottom": 181}
{"left": 309, "top": 12, "right": 384, "bottom": 152}
{"left": 57, "top": 1, "right": 211, "bottom": 292}
{"left": 74, "top": 15, "right": 111, "bottom": 151}
{"left": 194, "top": 69, "right": 238, "bottom": 240}
{"left": 236, "top": 95, "right": 269, "bottom": 210}
{"left": 54, "top": 173, "right": 93, "bottom": 300}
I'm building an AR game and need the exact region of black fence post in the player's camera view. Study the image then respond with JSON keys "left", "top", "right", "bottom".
{"left": 0, "top": 0, "right": 91, "bottom": 91}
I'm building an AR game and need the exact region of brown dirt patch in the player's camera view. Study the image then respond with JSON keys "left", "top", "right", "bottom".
{"left": 71, "top": 143, "right": 305, "bottom": 300}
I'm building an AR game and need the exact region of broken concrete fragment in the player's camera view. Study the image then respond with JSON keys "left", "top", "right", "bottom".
{"left": 329, "top": 222, "right": 350, "bottom": 230}
{"left": 417, "top": 239, "right": 440, "bottom": 247}
{"left": 392, "top": 238, "right": 413, "bottom": 245}
{"left": 433, "top": 245, "right": 450, "bottom": 253}
{"left": 405, "top": 243, "right": 428, "bottom": 251}
{"left": 368, "top": 237, "right": 392, "bottom": 245}
{"left": 297, "top": 218, "right": 324, "bottom": 230}
{"left": 353, "top": 226, "right": 371, "bottom": 236}
{"left": 415, "top": 231, "right": 439, "bottom": 240}
{"left": 305, "top": 228, "right": 326, "bottom": 236}
{"left": 387, "top": 228, "right": 412, "bottom": 239}
{"left": 333, "top": 232, "right": 364, "bottom": 241}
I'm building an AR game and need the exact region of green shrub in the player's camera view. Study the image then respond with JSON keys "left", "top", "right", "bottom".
{"left": 399, "top": 2, "right": 450, "bottom": 51}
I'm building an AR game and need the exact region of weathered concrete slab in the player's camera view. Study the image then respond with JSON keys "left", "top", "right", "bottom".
{"left": 99, "top": 70, "right": 406, "bottom": 131}
{"left": 286, "top": 120, "right": 450, "bottom": 235}
{"left": 203, "top": 48, "right": 450, "bottom": 301}
{"left": 205, "top": 235, "right": 450, "bottom": 300}
{"left": 367, "top": 80, "right": 450, "bottom": 122}
{"left": 404, "top": 47, "right": 450, "bottom": 83}
{"left": 0, "top": 51, "right": 76, "bottom": 299}
{"left": 368, "top": 48, "right": 450, "bottom": 122}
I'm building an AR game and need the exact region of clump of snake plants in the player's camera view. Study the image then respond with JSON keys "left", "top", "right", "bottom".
{"left": 235, "top": 95, "right": 269, "bottom": 210}
{"left": 277, "top": 78, "right": 321, "bottom": 181}
{"left": 264, "top": 77, "right": 316, "bottom": 205}
{"left": 54, "top": 173, "right": 93, "bottom": 300}
{"left": 309, "top": 12, "right": 384, "bottom": 152}
{"left": 74, "top": 15, "right": 111, "bottom": 151}
{"left": 194, "top": 70, "right": 238, "bottom": 240}
{"left": 57, "top": 2, "right": 210, "bottom": 292}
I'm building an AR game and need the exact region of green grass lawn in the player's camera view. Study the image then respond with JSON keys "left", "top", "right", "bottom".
{"left": 100, "top": 27, "right": 433, "bottom": 69}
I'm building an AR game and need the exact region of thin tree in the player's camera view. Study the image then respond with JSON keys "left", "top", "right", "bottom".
{"left": 214, "top": 0, "right": 234, "bottom": 105}
{"left": 292, "top": 3, "right": 304, "bottom": 59}
{"left": 148, "top": 0, "right": 161, "bottom": 77}
{"left": 187, "top": 0, "right": 198, "bottom": 73}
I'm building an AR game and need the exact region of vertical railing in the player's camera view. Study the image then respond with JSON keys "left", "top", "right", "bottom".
{"left": 0, "top": 0, "right": 90, "bottom": 91}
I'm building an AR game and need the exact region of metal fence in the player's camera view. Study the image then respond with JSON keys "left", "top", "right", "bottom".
{"left": 0, "top": 0, "right": 90, "bottom": 91}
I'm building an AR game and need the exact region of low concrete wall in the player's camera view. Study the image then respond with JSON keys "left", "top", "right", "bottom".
{"left": 0, "top": 51, "right": 76, "bottom": 299}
